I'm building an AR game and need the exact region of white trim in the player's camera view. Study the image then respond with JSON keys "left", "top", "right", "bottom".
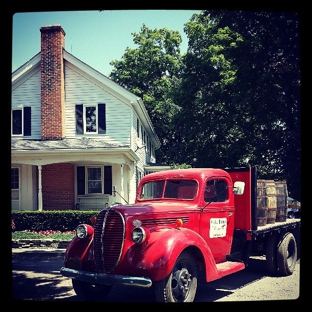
{"left": 12, "top": 53, "right": 41, "bottom": 85}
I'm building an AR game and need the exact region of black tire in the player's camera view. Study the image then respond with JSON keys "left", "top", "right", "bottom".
{"left": 154, "top": 251, "right": 197, "bottom": 302}
{"left": 266, "top": 233, "right": 279, "bottom": 275}
{"left": 72, "top": 279, "right": 113, "bottom": 301}
{"left": 276, "top": 232, "right": 297, "bottom": 276}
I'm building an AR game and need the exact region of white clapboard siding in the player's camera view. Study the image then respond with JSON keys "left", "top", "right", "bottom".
{"left": 11, "top": 69, "right": 41, "bottom": 139}
{"left": 65, "top": 64, "right": 131, "bottom": 145}
{"left": 131, "top": 110, "right": 156, "bottom": 168}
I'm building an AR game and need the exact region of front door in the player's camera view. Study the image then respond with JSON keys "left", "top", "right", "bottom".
{"left": 199, "top": 177, "right": 235, "bottom": 263}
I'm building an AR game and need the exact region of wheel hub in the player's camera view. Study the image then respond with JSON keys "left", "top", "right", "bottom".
{"left": 172, "top": 268, "right": 192, "bottom": 300}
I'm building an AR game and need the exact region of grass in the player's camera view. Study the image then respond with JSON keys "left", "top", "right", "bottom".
{"left": 11, "top": 230, "right": 75, "bottom": 240}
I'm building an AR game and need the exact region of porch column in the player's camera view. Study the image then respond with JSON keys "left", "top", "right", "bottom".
{"left": 38, "top": 165, "right": 43, "bottom": 211}
{"left": 120, "top": 164, "right": 125, "bottom": 203}
{"left": 129, "top": 162, "right": 135, "bottom": 204}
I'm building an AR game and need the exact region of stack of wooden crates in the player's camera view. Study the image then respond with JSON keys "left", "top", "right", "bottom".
{"left": 256, "top": 180, "right": 288, "bottom": 226}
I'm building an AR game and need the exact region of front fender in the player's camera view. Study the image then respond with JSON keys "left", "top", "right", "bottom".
{"left": 64, "top": 236, "right": 96, "bottom": 270}
{"left": 131, "top": 227, "right": 219, "bottom": 281}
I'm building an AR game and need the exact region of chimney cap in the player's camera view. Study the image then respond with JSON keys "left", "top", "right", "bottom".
{"left": 40, "top": 24, "right": 66, "bottom": 35}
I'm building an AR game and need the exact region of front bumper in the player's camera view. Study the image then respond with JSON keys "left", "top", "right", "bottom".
{"left": 60, "top": 267, "right": 152, "bottom": 288}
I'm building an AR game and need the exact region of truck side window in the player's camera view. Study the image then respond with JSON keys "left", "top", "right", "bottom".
{"left": 205, "top": 180, "right": 228, "bottom": 202}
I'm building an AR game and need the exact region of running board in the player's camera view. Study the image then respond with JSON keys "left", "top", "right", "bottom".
{"left": 215, "top": 261, "right": 245, "bottom": 278}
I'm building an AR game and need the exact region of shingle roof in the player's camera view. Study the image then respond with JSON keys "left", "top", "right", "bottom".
{"left": 11, "top": 137, "right": 129, "bottom": 151}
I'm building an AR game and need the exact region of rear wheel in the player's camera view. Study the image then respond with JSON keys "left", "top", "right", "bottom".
{"left": 72, "top": 279, "right": 113, "bottom": 301}
{"left": 154, "top": 251, "right": 197, "bottom": 302}
{"left": 266, "top": 233, "right": 279, "bottom": 275}
{"left": 276, "top": 232, "right": 297, "bottom": 276}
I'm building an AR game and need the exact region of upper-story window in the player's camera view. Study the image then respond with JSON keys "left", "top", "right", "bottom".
{"left": 11, "top": 107, "right": 31, "bottom": 136}
{"left": 75, "top": 103, "right": 106, "bottom": 135}
{"left": 137, "top": 118, "right": 140, "bottom": 138}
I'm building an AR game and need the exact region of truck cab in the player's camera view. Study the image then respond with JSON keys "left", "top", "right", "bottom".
{"left": 136, "top": 168, "right": 237, "bottom": 264}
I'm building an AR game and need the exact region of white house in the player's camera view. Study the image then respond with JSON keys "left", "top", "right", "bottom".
{"left": 11, "top": 24, "right": 169, "bottom": 211}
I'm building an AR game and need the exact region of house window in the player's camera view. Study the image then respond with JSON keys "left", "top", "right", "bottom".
{"left": 11, "top": 167, "right": 20, "bottom": 200}
{"left": 76, "top": 103, "right": 106, "bottom": 135}
{"left": 11, "top": 107, "right": 31, "bottom": 136}
{"left": 85, "top": 106, "right": 97, "bottom": 133}
{"left": 137, "top": 118, "right": 140, "bottom": 138}
{"left": 87, "top": 167, "right": 102, "bottom": 193}
{"left": 146, "top": 137, "right": 150, "bottom": 153}
{"left": 77, "top": 165, "right": 112, "bottom": 195}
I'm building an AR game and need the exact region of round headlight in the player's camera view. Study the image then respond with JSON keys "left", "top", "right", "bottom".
{"left": 75, "top": 224, "right": 90, "bottom": 239}
{"left": 132, "top": 227, "right": 146, "bottom": 244}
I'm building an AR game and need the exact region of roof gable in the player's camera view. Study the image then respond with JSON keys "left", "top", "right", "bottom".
{"left": 12, "top": 49, "right": 160, "bottom": 149}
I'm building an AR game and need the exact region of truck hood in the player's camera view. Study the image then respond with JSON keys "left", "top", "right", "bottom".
{"left": 111, "top": 201, "right": 198, "bottom": 217}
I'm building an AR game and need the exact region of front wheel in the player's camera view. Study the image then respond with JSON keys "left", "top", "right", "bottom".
{"left": 154, "top": 251, "right": 197, "bottom": 302}
{"left": 72, "top": 279, "right": 113, "bottom": 301}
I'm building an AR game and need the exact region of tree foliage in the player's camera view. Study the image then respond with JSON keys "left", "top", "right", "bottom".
{"left": 176, "top": 10, "right": 300, "bottom": 199}
{"left": 109, "top": 25, "right": 183, "bottom": 161}
{"left": 108, "top": 11, "right": 301, "bottom": 200}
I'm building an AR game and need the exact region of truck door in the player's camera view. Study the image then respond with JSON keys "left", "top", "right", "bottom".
{"left": 199, "top": 177, "right": 235, "bottom": 263}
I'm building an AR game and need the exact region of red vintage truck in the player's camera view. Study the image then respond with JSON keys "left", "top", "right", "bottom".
{"left": 60, "top": 166, "right": 300, "bottom": 302}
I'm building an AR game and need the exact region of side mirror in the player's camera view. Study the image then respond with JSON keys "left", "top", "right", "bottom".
{"left": 112, "top": 185, "right": 116, "bottom": 197}
{"left": 233, "top": 181, "right": 245, "bottom": 195}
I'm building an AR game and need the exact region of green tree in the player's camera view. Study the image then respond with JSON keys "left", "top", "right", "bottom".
{"left": 172, "top": 12, "right": 247, "bottom": 167}
{"left": 174, "top": 10, "right": 300, "bottom": 199}
{"left": 108, "top": 11, "right": 300, "bottom": 200}
{"left": 109, "top": 24, "right": 183, "bottom": 162}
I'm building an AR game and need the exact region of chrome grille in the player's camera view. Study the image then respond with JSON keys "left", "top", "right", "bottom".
{"left": 93, "top": 209, "right": 125, "bottom": 273}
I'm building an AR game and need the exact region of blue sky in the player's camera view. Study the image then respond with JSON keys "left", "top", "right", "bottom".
{"left": 12, "top": 10, "right": 202, "bottom": 76}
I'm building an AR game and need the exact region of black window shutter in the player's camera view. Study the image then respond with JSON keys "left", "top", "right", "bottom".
{"left": 77, "top": 166, "right": 85, "bottom": 195}
{"left": 98, "top": 103, "right": 106, "bottom": 134}
{"left": 104, "top": 166, "right": 112, "bottom": 195}
{"left": 24, "top": 107, "right": 31, "bottom": 136}
{"left": 76, "top": 104, "right": 83, "bottom": 134}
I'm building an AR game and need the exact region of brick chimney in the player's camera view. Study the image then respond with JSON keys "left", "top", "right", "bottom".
{"left": 40, "top": 25, "right": 66, "bottom": 140}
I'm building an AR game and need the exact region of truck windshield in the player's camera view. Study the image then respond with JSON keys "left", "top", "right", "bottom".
{"left": 140, "top": 179, "right": 198, "bottom": 200}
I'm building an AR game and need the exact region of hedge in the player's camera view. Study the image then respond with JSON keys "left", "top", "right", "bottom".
{"left": 11, "top": 210, "right": 100, "bottom": 232}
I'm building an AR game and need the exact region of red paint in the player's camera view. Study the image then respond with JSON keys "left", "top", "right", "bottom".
{"left": 65, "top": 167, "right": 250, "bottom": 282}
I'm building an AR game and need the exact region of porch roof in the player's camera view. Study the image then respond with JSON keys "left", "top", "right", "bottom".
{"left": 11, "top": 137, "right": 128, "bottom": 151}
{"left": 11, "top": 138, "right": 138, "bottom": 166}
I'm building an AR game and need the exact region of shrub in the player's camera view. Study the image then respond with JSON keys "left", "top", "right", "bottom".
{"left": 11, "top": 210, "right": 99, "bottom": 232}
